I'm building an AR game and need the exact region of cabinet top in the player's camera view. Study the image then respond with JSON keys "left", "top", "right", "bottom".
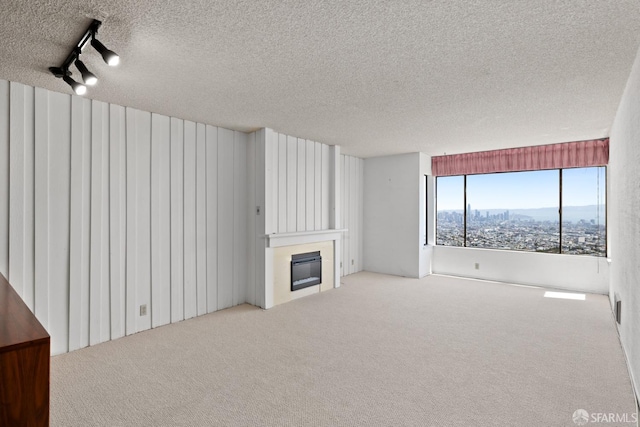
{"left": 0, "top": 274, "right": 49, "bottom": 352}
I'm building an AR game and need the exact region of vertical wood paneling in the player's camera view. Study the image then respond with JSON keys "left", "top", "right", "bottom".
{"left": 234, "top": 132, "right": 248, "bottom": 306}
{"left": 322, "top": 144, "right": 330, "bottom": 230}
{"left": 22, "top": 89, "right": 35, "bottom": 312}
{"left": 346, "top": 156, "right": 352, "bottom": 274}
{"left": 278, "top": 134, "right": 287, "bottom": 233}
{"left": 34, "top": 88, "right": 50, "bottom": 330}
{"left": 286, "top": 135, "right": 297, "bottom": 232}
{"left": 217, "top": 128, "right": 234, "bottom": 310}
{"left": 358, "top": 158, "right": 364, "bottom": 272}
{"left": 342, "top": 155, "right": 348, "bottom": 275}
{"left": 256, "top": 129, "right": 267, "bottom": 307}
{"left": 314, "top": 142, "right": 322, "bottom": 230}
{"left": 350, "top": 156, "right": 357, "bottom": 274}
{"left": 9, "top": 83, "right": 35, "bottom": 305}
{"left": 125, "top": 109, "right": 136, "bottom": 335}
{"left": 264, "top": 129, "right": 277, "bottom": 309}
{"left": 90, "top": 101, "right": 110, "bottom": 346}
{"left": 2, "top": 79, "right": 266, "bottom": 355}
{"left": 109, "top": 104, "right": 126, "bottom": 340}
{"left": 342, "top": 155, "right": 349, "bottom": 276}
{"left": 205, "top": 125, "right": 218, "bottom": 313}
{"left": 0, "top": 81, "right": 8, "bottom": 283}
{"left": 247, "top": 132, "right": 256, "bottom": 306}
{"left": 183, "top": 121, "right": 197, "bottom": 319}
{"left": 48, "top": 92, "right": 72, "bottom": 354}
{"left": 268, "top": 130, "right": 278, "bottom": 235}
{"left": 340, "top": 154, "right": 345, "bottom": 276}
{"left": 296, "top": 138, "right": 306, "bottom": 231}
{"left": 8, "top": 83, "right": 25, "bottom": 298}
{"left": 137, "top": 111, "right": 152, "bottom": 333}
{"left": 170, "top": 118, "right": 184, "bottom": 322}
{"left": 151, "top": 114, "right": 171, "bottom": 328}
{"left": 306, "top": 139, "right": 315, "bottom": 231}
{"left": 126, "top": 108, "right": 152, "bottom": 334}
{"left": 196, "top": 123, "right": 207, "bottom": 316}
{"left": 69, "top": 96, "right": 91, "bottom": 351}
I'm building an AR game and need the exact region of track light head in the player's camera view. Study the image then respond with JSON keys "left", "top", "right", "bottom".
{"left": 63, "top": 74, "right": 87, "bottom": 96}
{"left": 91, "top": 38, "right": 120, "bottom": 66}
{"left": 74, "top": 58, "right": 98, "bottom": 86}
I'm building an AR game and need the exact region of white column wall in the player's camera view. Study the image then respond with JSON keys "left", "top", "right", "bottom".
{"left": 0, "top": 79, "right": 249, "bottom": 355}
{"left": 363, "top": 153, "right": 424, "bottom": 278}
{"left": 248, "top": 129, "right": 364, "bottom": 308}
{"left": 340, "top": 154, "right": 365, "bottom": 277}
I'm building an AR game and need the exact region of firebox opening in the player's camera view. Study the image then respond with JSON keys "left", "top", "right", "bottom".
{"left": 291, "top": 251, "right": 322, "bottom": 291}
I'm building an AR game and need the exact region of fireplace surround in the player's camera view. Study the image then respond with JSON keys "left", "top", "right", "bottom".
{"left": 267, "top": 229, "right": 344, "bottom": 307}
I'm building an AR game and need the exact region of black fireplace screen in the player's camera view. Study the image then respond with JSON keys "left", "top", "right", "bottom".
{"left": 291, "top": 251, "right": 322, "bottom": 291}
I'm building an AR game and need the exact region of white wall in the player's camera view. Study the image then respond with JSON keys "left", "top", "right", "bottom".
{"left": 609, "top": 44, "right": 640, "bottom": 399}
{"left": 0, "top": 79, "right": 250, "bottom": 355}
{"left": 363, "top": 153, "right": 427, "bottom": 278}
{"left": 420, "top": 153, "right": 433, "bottom": 277}
{"left": 432, "top": 246, "right": 609, "bottom": 294}
{"left": 340, "top": 154, "right": 365, "bottom": 277}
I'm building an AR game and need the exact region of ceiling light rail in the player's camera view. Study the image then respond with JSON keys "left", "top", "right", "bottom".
{"left": 49, "top": 19, "right": 119, "bottom": 96}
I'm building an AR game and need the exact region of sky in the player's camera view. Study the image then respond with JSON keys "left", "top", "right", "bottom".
{"left": 436, "top": 167, "right": 606, "bottom": 210}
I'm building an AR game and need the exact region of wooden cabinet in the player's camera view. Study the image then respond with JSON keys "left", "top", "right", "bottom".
{"left": 0, "top": 273, "right": 49, "bottom": 426}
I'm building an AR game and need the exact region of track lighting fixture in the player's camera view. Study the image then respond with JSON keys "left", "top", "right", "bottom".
{"left": 49, "top": 19, "right": 119, "bottom": 96}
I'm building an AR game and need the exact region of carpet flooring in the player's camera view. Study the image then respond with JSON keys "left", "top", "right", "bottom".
{"left": 51, "top": 272, "right": 637, "bottom": 426}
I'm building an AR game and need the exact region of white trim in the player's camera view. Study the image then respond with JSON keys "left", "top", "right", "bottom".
{"left": 267, "top": 229, "right": 346, "bottom": 248}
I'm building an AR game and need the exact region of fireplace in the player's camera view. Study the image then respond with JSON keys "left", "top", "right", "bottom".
{"left": 291, "top": 251, "right": 322, "bottom": 291}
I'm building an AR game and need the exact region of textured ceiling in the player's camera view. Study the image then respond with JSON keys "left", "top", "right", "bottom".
{"left": 1, "top": 0, "right": 640, "bottom": 158}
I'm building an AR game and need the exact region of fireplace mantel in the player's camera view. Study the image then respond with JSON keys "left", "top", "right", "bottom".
{"left": 266, "top": 229, "right": 347, "bottom": 248}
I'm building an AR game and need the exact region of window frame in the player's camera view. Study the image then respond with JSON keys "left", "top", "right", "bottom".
{"left": 435, "top": 166, "right": 607, "bottom": 257}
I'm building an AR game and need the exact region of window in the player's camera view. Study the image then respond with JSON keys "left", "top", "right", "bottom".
{"left": 466, "top": 170, "right": 560, "bottom": 252}
{"left": 436, "top": 167, "right": 606, "bottom": 256}
{"left": 436, "top": 175, "right": 464, "bottom": 247}
{"left": 561, "top": 167, "right": 606, "bottom": 256}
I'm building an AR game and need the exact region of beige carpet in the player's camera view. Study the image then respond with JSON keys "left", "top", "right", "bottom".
{"left": 51, "top": 272, "right": 637, "bottom": 426}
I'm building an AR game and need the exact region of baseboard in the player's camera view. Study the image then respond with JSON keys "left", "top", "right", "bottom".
{"left": 611, "top": 309, "right": 640, "bottom": 426}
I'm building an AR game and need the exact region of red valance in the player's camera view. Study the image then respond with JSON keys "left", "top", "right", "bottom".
{"left": 431, "top": 138, "right": 609, "bottom": 177}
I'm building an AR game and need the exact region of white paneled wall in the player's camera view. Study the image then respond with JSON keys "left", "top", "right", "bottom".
{"left": 0, "top": 80, "right": 249, "bottom": 355}
{"left": 270, "top": 132, "right": 332, "bottom": 234}
{"left": 341, "top": 155, "right": 364, "bottom": 277}
{"left": 248, "top": 129, "right": 365, "bottom": 308}
{"left": 0, "top": 79, "right": 364, "bottom": 353}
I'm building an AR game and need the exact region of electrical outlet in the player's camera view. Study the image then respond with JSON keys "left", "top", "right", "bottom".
{"left": 474, "top": 263, "right": 480, "bottom": 270}
{"left": 140, "top": 304, "right": 147, "bottom": 316}
{"left": 351, "top": 259, "right": 354, "bottom": 265}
